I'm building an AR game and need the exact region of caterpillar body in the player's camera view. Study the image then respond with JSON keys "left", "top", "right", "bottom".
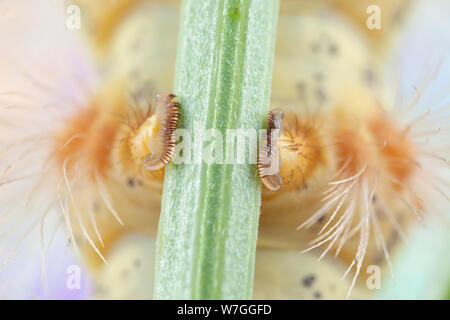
{"left": 1, "top": 0, "right": 448, "bottom": 300}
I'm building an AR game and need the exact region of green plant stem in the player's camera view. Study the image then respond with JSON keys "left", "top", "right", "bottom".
{"left": 154, "top": 0, "right": 279, "bottom": 299}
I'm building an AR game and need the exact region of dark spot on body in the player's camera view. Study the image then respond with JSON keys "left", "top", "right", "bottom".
{"left": 93, "top": 200, "right": 101, "bottom": 213}
{"left": 328, "top": 43, "right": 338, "bottom": 56}
{"left": 302, "top": 274, "right": 316, "bottom": 288}
{"left": 374, "top": 254, "right": 384, "bottom": 265}
{"left": 297, "top": 82, "right": 306, "bottom": 98}
{"left": 127, "top": 178, "right": 136, "bottom": 187}
{"left": 376, "top": 208, "right": 386, "bottom": 220}
{"left": 317, "top": 215, "right": 325, "bottom": 224}
{"left": 74, "top": 235, "right": 83, "bottom": 244}
{"left": 363, "top": 69, "right": 377, "bottom": 86}
{"left": 392, "top": 3, "right": 408, "bottom": 25}
{"left": 315, "top": 87, "right": 327, "bottom": 104}
{"left": 297, "top": 81, "right": 306, "bottom": 90}
{"left": 314, "top": 73, "right": 324, "bottom": 82}
{"left": 314, "top": 291, "right": 322, "bottom": 299}
{"left": 311, "top": 42, "right": 321, "bottom": 54}
{"left": 387, "top": 230, "right": 400, "bottom": 251}
{"left": 134, "top": 259, "right": 141, "bottom": 268}
{"left": 95, "top": 284, "right": 106, "bottom": 294}
{"left": 133, "top": 80, "right": 155, "bottom": 101}
{"left": 130, "top": 69, "right": 141, "bottom": 81}
{"left": 131, "top": 39, "right": 141, "bottom": 51}
{"left": 397, "top": 212, "right": 406, "bottom": 223}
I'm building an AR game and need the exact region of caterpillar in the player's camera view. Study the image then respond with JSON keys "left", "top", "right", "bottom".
{"left": 2, "top": 0, "right": 448, "bottom": 300}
